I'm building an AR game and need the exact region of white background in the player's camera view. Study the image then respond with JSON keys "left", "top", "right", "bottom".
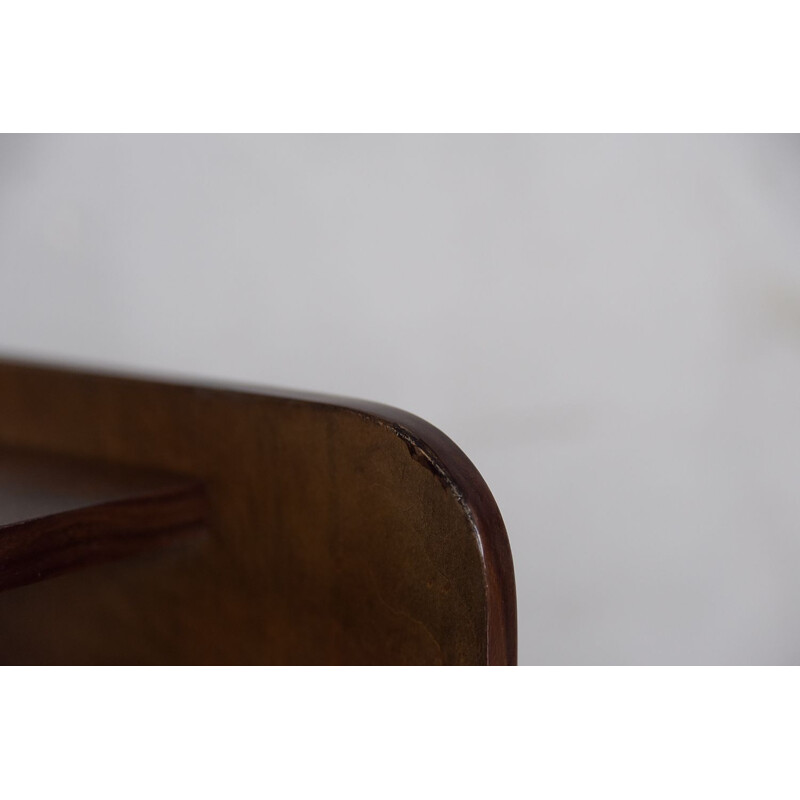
{"left": 2, "top": 134, "right": 800, "bottom": 664}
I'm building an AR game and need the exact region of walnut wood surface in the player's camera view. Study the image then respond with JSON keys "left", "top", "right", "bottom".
{"left": 0, "top": 357, "right": 516, "bottom": 665}
{"left": 0, "top": 448, "right": 207, "bottom": 593}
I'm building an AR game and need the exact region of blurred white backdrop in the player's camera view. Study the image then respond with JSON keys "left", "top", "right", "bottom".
{"left": 1, "top": 134, "right": 799, "bottom": 664}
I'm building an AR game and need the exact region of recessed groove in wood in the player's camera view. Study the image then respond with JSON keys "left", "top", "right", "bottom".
{"left": 0, "top": 447, "right": 208, "bottom": 593}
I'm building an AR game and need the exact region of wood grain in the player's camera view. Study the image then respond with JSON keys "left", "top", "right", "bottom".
{"left": 0, "top": 356, "right": 516, "bottom": 664}
{"left": 0, "top": 448, "right": 207, "bottom": 592}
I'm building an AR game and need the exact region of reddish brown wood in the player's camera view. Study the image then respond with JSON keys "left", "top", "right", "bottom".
{"left": 0, "top": 448, "right": 207, "bottom": 593}
{"left": 0, "top": 356, "right": 516, "bottom": 665}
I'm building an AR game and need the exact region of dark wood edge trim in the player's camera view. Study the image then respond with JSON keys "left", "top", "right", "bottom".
{"left": 0, "top": 352, "right": 518, "bottom": 665}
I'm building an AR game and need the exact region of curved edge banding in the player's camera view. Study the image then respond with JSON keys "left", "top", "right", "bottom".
{"left": 341, "top": 402, "right": 517, "bottom": 666}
